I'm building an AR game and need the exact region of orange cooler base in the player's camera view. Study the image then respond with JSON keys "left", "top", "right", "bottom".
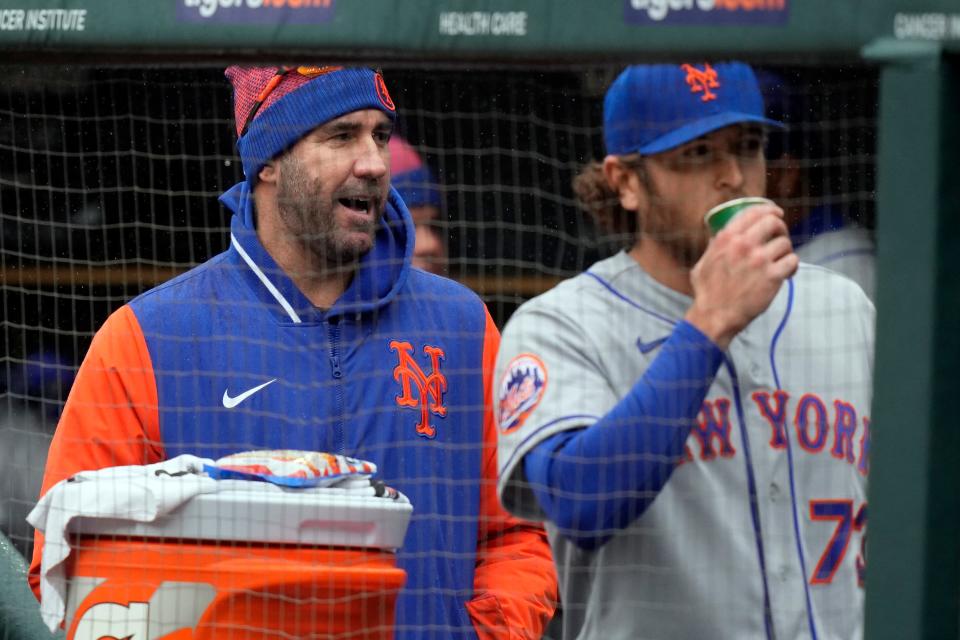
{"left": 64, "top": 537, "right": 406, "bottom": 640}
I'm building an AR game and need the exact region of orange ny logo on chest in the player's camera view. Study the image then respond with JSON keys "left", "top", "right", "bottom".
{"left": 389, "top": 340, "right": 448, "bottom": 438}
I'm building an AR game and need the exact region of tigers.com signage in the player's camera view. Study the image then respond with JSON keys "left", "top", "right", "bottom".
{"left": 177, "top": 0, "right": 335, "bottom": 23}
{"left": 625, "top": 0, "right": 788, "bottom": 25}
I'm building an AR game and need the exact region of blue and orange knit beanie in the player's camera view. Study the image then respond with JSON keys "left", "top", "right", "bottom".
{"left": 225, "top": 65, "right": 397, "bottom": 183}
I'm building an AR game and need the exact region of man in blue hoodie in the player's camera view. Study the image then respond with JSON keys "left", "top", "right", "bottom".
{"left": 32, "top": 65, "right": 556, "bottom": 639}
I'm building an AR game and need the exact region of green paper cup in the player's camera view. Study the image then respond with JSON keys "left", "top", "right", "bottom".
{"left": 704, "top": 197, "right": 775, "bottom": 235}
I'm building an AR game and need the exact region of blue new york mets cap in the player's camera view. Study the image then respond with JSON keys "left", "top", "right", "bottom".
{"left": 604, "top": 61, "right": 784, "bottom": 156}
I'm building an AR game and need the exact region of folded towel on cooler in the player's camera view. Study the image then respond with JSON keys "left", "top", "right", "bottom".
{"left": 26, "top": 454, "right": 218, "bottom": 632}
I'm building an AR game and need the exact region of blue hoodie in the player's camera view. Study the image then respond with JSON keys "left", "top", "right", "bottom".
{"left": 33, "top": 180, "right": 556, "bottom": 638}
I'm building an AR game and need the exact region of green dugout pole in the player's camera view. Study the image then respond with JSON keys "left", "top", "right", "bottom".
{"left": 864, "top": 43, "right": 960, "bottom": 639}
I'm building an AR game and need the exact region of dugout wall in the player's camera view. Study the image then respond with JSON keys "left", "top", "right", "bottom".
{"left": 0, "top": 1, "right": 958, "bottom": 639}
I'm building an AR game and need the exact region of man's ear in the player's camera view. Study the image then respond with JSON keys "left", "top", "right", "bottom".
{"left": 602, "top": 155, "right": 643, "bottom": 212}
{"left": 258, "top": 161, "right": 278, "bottom": 185}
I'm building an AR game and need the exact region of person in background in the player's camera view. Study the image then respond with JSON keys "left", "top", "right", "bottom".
{"left": 389, "top": 135, "right": 448, "bottom": 275}
{"left": 759, "top": 69, "right": 876, "bottom": 300}
{"left": 0, "top": 351, "right": 73, "bottom": 559}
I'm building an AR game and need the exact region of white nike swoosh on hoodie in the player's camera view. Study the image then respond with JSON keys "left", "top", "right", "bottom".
{"left": 222, "top": 378, "right": 278, "bottom": 409}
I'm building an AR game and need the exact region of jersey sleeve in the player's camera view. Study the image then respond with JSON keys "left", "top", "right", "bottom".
{"left": 28, "top": 304, "right": 163, "bottom": 598}
{"left": 523, "top": 320, "right": 724, "bottom": 548}
{"left": 467, "top": 306, "right": 558, "bottom": 639}
{"left": 494, "top": 297, "right": 621, "bottom": 520}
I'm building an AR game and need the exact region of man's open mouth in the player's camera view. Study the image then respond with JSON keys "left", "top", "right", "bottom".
{"left": 340, "top": 196, "right": 374, "bottom": 213}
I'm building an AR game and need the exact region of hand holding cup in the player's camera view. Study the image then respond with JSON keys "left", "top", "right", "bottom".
{"left": 685, "top": 198, "right": 799, "bottom": 349}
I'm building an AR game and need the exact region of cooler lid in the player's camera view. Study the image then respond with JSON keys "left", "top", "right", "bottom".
{"left": 68, "top": 479, "right": 412, "bottom": 550}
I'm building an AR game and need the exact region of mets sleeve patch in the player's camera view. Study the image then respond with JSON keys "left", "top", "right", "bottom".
{"left": 498, "top": 353, "right": 548, "bottom": 434}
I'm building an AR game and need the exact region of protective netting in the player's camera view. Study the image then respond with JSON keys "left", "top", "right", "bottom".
{"left": 0, "top": 62, "right": 877, "bottom": 639}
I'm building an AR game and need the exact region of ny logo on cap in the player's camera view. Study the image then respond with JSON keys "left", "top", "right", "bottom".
{"left": 681, "top": 63, "right": 720, "bottom": 102}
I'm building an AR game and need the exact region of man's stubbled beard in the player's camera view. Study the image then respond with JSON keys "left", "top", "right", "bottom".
{"left": 636, "top": 165, "right": 714, "bottom": 269}
{"left": 275, "top": 154, "right": 382, "bottom": 269}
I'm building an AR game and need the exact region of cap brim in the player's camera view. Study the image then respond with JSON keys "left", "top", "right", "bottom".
{"left": 638, "top": 112, "right": 785, "bottom": 156}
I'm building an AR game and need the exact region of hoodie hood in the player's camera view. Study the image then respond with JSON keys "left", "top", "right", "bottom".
{"left": 218, "top": 180, "right": 414, "bottom": 323}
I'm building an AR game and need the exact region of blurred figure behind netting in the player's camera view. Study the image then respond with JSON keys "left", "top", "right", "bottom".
{"left": 758, "top": 68, "right": 876, "bottom": 300}
{"left": 389, "top": 135, "right": 448, "bottom": 275}
{"left": 0, "top": 352, "right": 74, "bottom": 559}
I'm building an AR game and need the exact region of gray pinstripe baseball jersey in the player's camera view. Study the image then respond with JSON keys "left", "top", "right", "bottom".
{"left": 495, "top": 251, "right": 874, "bottom": 640}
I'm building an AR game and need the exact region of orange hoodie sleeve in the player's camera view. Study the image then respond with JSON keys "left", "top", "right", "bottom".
{"left": 29, "top": 304, "right": 164, "bottom": 598}
{"left": 466, "top": 307, "right": 558, "bottom": 639}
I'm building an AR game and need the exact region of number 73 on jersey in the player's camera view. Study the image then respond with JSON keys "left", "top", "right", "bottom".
{"left": 810, "top": 499, "right": 866, "bottom": 587}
